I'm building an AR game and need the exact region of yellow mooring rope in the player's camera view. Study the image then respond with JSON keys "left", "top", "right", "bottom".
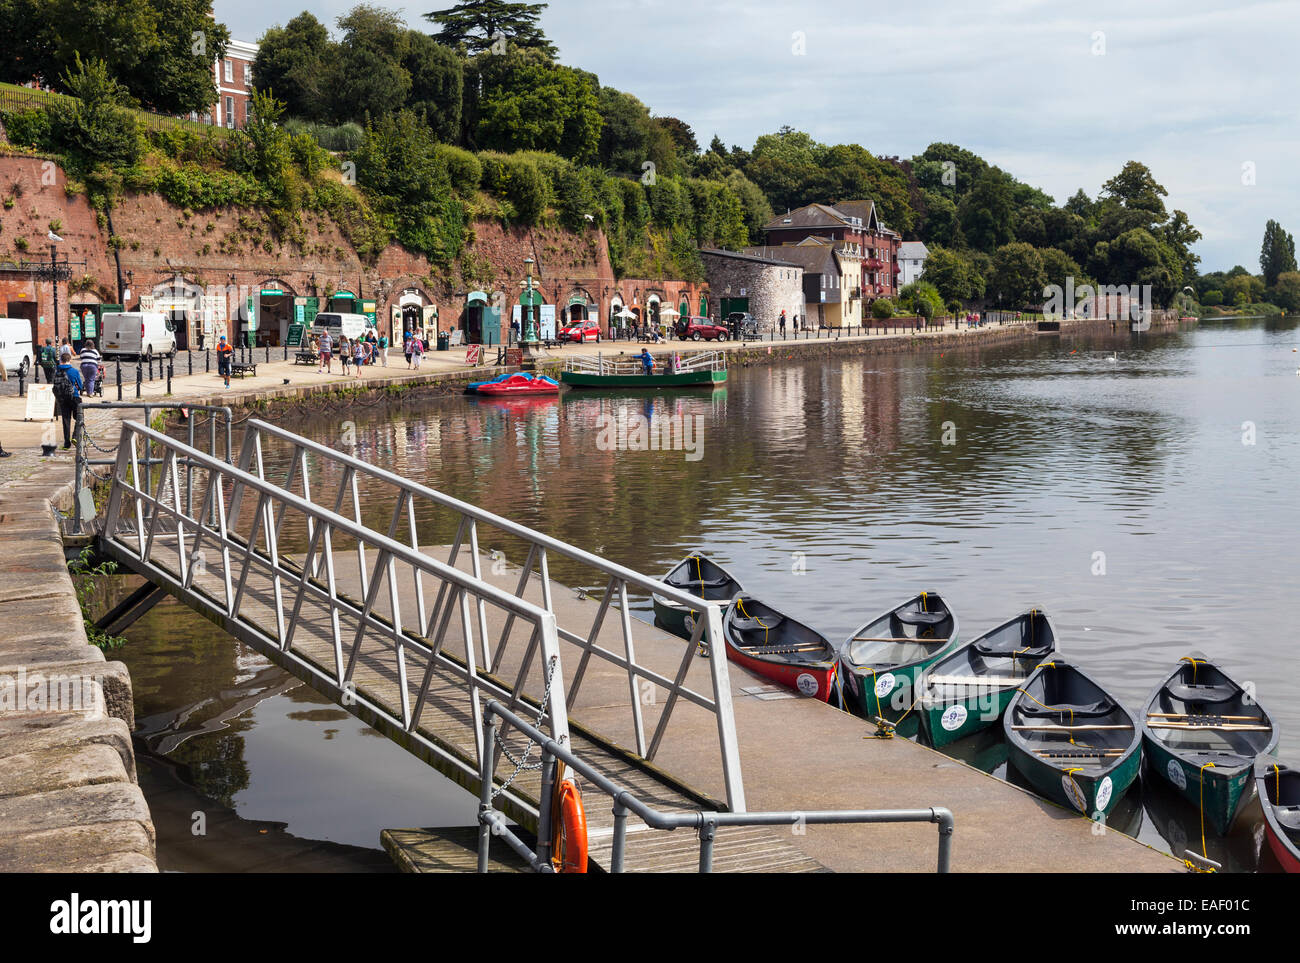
{"left": 1180, "top": 762, "right": 1218, "bottom": 873}
{"left": 735, "top": 596, "right": 769, "bottom": 645}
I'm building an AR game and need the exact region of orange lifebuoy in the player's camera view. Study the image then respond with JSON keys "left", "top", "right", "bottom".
{"left": 550, "top": 776, "right": 588, "bottom": 873}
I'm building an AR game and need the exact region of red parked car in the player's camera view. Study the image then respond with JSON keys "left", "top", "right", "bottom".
{"left": 558, "top": 319, "right": 600, "bottom": 343}
{"left": 675, "top": 316, "right": 729, "bottom": 341}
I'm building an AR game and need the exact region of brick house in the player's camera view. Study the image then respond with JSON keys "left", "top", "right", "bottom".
{"left": 204, "top": 39, "right": 258, "bottom": 130}
{"left": 760, "top": 200, "right": 901, "bottom": 307}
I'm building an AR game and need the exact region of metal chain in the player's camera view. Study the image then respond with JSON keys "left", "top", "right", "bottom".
{"left": 490, "top": 654, "right": 558, "bottom": 801}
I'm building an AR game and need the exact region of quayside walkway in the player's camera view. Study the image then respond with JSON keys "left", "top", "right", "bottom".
{"left": 89, "top": 416, "right": 1177, "bottom": 872}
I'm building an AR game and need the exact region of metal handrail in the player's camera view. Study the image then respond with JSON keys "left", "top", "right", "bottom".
{"left": 563, "top": 350, "right": 726, "bottom": 376}
{"left": 233, "top": 418, "right": 747, "bottom": 811}
{"left": 100, "top": 419, "right": 573, "bottom": 818}
{"left": 478, "top": 699, "right": 954, "bottom": 873}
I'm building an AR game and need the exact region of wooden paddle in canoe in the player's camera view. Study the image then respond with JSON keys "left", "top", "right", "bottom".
{"left": 722, "top": 594, "right": 838, "bottom": 701}
{"left": 1140, "top": 657, "right": 1277, "bottom": 836}
{"left": 1003, "top": 661, "right": 1141, "bottom": 818}
{"left": 917, "top": 608, "right": 1057, "bottom": 749}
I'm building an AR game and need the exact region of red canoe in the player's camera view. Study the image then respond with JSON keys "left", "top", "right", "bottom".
{"left": 1258, "top": 760, "right": 1300, "bottom": 873}
{"left": 721, "top": 594, "right": 838, "bottom": 701}
{"left": 475, "top": 373, "right": 560, "bottom": 396}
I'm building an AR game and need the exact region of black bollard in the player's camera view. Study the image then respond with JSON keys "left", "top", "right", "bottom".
{"left": 167, "top": 361, "right": 173, "bottom": 394}
{"left": 115, "top": 361, "right": 122, "bottom": 401}
{"left": 265, "top": 346, "right": 269, "bottom": 364}
{"left": 135, "top": 363, "right": 142, "bottom": 399}
{"left": 283, "top": 344, "right": 288, "bottom": 362}
{"left": 206, "top": 349, "right": 210, "bottom": 373}
{"left": 187, "top": 350, "right": 192, "bottom": 376}
{"left": 17, "top": 367, "right": 24, "bottom": 397}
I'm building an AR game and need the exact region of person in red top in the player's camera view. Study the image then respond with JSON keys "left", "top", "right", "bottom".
{"left": 216, "top": 335, "right": 233, "bottom": 388}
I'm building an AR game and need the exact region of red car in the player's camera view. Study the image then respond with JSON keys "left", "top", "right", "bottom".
{"left": 675, "top": 316, "right": 729, "bottom": 341}
{"left": 559, "top": 319, "right": 600, "bottom": 343}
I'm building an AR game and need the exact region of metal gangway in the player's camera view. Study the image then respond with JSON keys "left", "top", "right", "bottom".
{"left": 92, "top": 416, "right": 953, "bottom": 872}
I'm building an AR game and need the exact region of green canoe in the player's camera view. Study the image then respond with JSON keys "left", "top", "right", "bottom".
{"left": 918, "top": 608, "right": 1057, "bottom": 749}
{"left": 1004, "top": 661, "right": 1141, "bottom": 819}
{"left": 561, "top": 349, "right": 727, "bottom": 389}
{"left": 651, "top": 551, "right": 744, "bottom": 642}
{"left": 561, "top": 368, "right": 727, "bottom": 388}
{"left": 839, "top": 592, "right": 959, "bottom": 728}
{"left": 1140, "top": 658, "right": 1277, "bottom": 836}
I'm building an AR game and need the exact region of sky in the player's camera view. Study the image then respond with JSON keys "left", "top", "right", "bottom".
{"left": 214, "top": 0, "right": 1300, "bottom": 273}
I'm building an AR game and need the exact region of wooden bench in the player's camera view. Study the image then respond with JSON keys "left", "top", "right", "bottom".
{"left": 293, "top": 350, "right": 316, "bottom": 365}
{"left": 230, "top": 362, "right": 257, "bottom": 378}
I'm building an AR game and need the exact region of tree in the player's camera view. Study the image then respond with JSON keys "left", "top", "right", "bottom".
{"left": 1269, "top": 271, "right": 1300, "bottom": 313}
{"left": 1100, "top": 161, "right": 1168, "bottom": 225}
{"left": 918, "top": 246, "right": 977, "bottom": 303}
{"left": 990, "top": 242, "right": 1045, "bottom": 307}
{"left": 474, "top": 53, "right": 600, "bottom": 162}
{"left": 426, "top": 0, "right": 556, "bottom": 57}
{"left": 1038, "top": 246, "right": 1086, "bottom": 293}
{"left": 46, "top": 54, "right": 142, "bottom": 169}
{"left": 253, "top": 13, "right": 334, "bottom": 122}
{"left": 1260, "top": 219, "right": 1297, "bottom": 287}
{"left": 958, "top": 168, "right": 1016, "bottom": 252}
{"left": 2, "top": 0, "right": 226, "bottom": 113}
{"left": 402, "top": 30, "right": 464, "bottom": 142}
{"left": 329, "top": 5, "right": 413, "bottom": 122}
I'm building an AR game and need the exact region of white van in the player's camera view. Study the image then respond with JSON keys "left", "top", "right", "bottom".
{"left": 100, "top": 312, "right": 177, "bottom": 360}
{"left": 310, "top": 312, "right": 371, "bottom": 342}
{"left": 0, "top": 318, "right": 34, "bottom": 378}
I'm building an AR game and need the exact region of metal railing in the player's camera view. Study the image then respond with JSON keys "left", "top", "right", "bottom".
{"left": 99, "top": 419, "right": 575, "bottom": 818}
{"left": 216, "top": 418, "right": 747, "bottom": 811}
{"left": 563, "top": 349, "right": 727, "bottom": 377}
{"left": 74, "top": 402, "right": 233, "bottom": 534}
{"left": 478, "top": 699, "right": 954, "bottom": 873}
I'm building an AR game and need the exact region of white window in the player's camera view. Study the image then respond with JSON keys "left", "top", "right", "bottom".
{"left": 224, "top": 60, "right": 233, "bottom": 83}
{"left": 243, "top": 64, "right": 251, "bottom": 88}
{"left": 225, "top": 96, "right": 234, "bottom": 128}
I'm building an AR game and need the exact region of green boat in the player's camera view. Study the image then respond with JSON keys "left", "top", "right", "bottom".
{"left": 1004, "top": 661, "right": 1141, "bottom": 819}
{"left": 839, "top": 593, "right": 959, "bottom": 727}
{"left": 1140, "top": 658, "right": 1277, "bottom": 836}
{"left": 651, "top": 552, "right": 744, "bottom": 642}
{"left": 560, "top": 350, "right": 727, "bottom": 388}
{"left": 918, "top": 608, "right": 1057, "bottom": 749}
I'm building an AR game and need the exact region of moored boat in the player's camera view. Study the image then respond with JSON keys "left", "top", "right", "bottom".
{"left": 1003, "top": 661, "right": 1140, "bottom": 818}
{"left": 918, "top": 608, "right": 1057, "bottom": 749}
{"left": 1257, "top": 760, "right": 1300, "bottom": 873}
{"left": 1140, "top": 658, "right": 1277, "bottom": 836}
{"left": 474, "top": 372, "right": 560, "bottom": 396}
{"left": 651, "top": 552, "right": 743, "bottom": 640}
{"left": 721, "top": 594, "right": 837, "bottom": 700}
{"left": 465, "top": 371, "right": 514, "bottom": 393}
{"left": 560, "top": 350, "right": 727, "bottom": 388}
{"left": 839, "top": 593, "right": 958, "bottom": 725}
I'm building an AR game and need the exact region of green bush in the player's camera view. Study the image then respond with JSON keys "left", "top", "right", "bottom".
{"left": 435, "top": 143, "right": 481, "bottom": 196}
{"left": 479, "top": 152, "right": 549, "bottom": 225}
{"left": 1202, "top": 289, "right": 1223, "bottom": 305}
{"left": 283, "top": 118, "right": 365, "bottom": 152}
{"left": 1, "top": 108, "right": 53, "bottom": 149}
{"left": 872, "top": 298, "right": 895, "bottom": 319}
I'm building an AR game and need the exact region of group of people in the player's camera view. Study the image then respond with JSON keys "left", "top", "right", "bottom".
{"left": 309, "top": 330, "right": 388, "bottom": 377}
{"left": 401, "top": 331, "right": 427, "bottom": 369}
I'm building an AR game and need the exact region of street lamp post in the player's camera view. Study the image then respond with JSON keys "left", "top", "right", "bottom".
{"left": 521, "top": 256, "right": 538, "bottom": 344}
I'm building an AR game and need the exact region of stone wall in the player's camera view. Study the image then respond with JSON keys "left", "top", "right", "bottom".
{"left": 700, "top": 250, "right": 804, "bottom": 332}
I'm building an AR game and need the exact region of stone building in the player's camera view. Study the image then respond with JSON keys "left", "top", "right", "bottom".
{"left": 700, "top": 248, "right": 804, "bottom": 333}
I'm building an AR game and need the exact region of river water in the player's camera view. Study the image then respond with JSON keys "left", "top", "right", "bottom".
{"left": 119, "top": 317, "right": 1300, "bottom": 871}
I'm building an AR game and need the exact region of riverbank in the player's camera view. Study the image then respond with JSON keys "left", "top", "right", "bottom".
{"left": 0, "top": 312, "right": 1174, "bottom": 871}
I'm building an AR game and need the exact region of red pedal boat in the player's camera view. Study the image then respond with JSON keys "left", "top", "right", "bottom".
{"left": 721, "top": 593, "right": 837, "bottom": 700}
{"left": 474, "top": 373, "right": 560, "bottom": 396}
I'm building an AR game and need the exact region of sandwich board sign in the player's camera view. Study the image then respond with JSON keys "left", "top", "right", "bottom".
{"left": 25, "top": 384, "right": 55, "bottom": 422}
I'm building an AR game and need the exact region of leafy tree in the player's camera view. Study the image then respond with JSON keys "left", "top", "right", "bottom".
{"left": 654, "top": 116, "right": 698, "bottom": 160}
{"left": 899, "top": 280, "right": 943, "bottom": 318}
{"left": 1260, "top": 219, "right": 1297, "bottom": 287}
{"left": 2, "top": 0, "right": 226, "bottom": 113}
{"left": 402, "top": 30, "right": 464, "bottom": 142}
{"left": 918, "top": 190, "right": 958, "bottom": 246}
{"left": 1090, "top": 228, "right": 1182, "bottom": 305}
{"left": 1099, "top": 161, "right": 1167, "bottom": 228}
{"left": 1063, "top": 188, "right": 1094, "bottom": 221}
{"left": 1269, "top": 271, "right": 1300, "bottom": 313}
{"left": 46, "top": 54, "right": 142, "bottom": 169}
{"left": 1201, "top": 289, "right": 1223, "bottom": 305}
{"left": 1223, "top": 272, "right": 1262, "bottom": 304}
{"left": 426, "top": 0, "right": 556, "bottom": 57}
{"left": 723, "top": 169, "right": 772, "bottom": 244}
{"left": 1037, "top": 246, "right": 1086, "bottom": 293}
{"left": 990, "top": 241, "right": 1045, "bottom": 306}
{"left": 474, "top": 53, "right": 600, "bottom": 162}
{"left": 253, "top": 12, "right": 333, "bottom": 122}
{"left": 914, "top": 142, "right": 988, "bottom": 198}
{"left": 871, "top": 298, "right": 894, "bottom": 319}
{"left": 329, "top": 5, "right": 413, "bottom": 122}
{"left": 596, "top": 88, "right": 670, "bottom": 178}
{"left": 958, "top": 168, "right": 1015, "bottom": 252}
{"left": 919, "top": 245, "right": 978, "bottom": 303}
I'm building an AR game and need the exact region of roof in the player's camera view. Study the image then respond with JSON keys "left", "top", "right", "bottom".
{"left": 898, "top": 241, "right": 929, "bottom": 260}
{"left": 829, "top": 199, "right": 878, "bottom": 229}
{"left": 761, "top": 203, "right": 854, "bottom": 233}
{"left": 699, "top": 247, "right": 801, "bottom": 269}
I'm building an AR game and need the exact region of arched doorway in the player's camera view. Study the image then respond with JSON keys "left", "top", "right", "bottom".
{"left": 257, "top": 279, "right": 295, "bottom": 347}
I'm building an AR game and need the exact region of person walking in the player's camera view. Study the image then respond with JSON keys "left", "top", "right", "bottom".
{"left": 216, "top": 335, "right": 233, "bottom": 388}
{"left": 318, "top": 329, "right": 333, "bottom": 374}
{"left": 52, "top": 346, "right": 84, "bottom": 450}
{"left": 78, "top": 339, "right": 101, "bottom": 397}
{"left": 353, "top": 337, "right": 367, "bottom": 375}
{"left": 779, "top": 310, "right": 787, "bottom": 339}
{"left": 340, "top": 337, "right": 352, "bottom": 375}
{"left": 38, "top": 338, "right": 57, "bottom": 384}
{"left": 411, "top": 333, "right": 424, "bottom": 369}
{"left": 378, "top": 331, "right": 388, "bottom": 367}
{"left": 404, "top": 331, "right": 414, "bottom": 369}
